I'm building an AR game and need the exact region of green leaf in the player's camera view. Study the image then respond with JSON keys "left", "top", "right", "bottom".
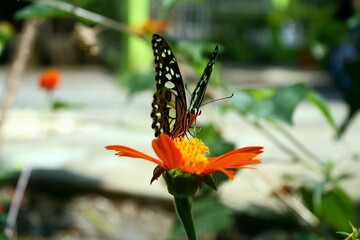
{"left": 337, "top": 231, "right": 350, "bottom": 237}
{"left": 306, "top": 91, "right": 338, "bottom": 134}
{"left": 271, "top": 83, "right": 308, "bottom": 124}
{"left": 227, "top": 83, "right": 338, "bottom": 134}
{"left": 349, "top": 221, "right": 358, "bottom": 233}
{"left": 301, "top": 186, "right": 355, "bottom": 231}
{"left": 15, "top": 3, "right": 69, "bottom": 20}
{"left": 321, "top": 188, "right": 355, "bottom": 230}
{"left": 227, "top": 90, "right": 275, "bottom": 118}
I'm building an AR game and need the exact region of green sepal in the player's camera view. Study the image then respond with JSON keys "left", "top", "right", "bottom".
{"left": 150, "top": 166, "right": 165, "bottom": 184}
{"left": 201, "top": 174, "right": 217, "bottom": 190}
{"left": 165, "top": 169, "right": 201, "bottom": 198}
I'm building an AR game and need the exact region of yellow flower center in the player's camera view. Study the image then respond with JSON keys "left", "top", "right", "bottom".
{"left": 173, "top": 137, "right": 209, "bottom": 174}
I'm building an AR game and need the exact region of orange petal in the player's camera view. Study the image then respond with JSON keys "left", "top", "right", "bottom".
{"left": 216, "top": 146, "right": 263, "bottom": 159}
{"left": 215, "top": 168, "right": 235, "bottom": 180}
{"left": 212, "top": 153, "right": 261, "bottom": 168}
{"left": 105, "top": 145, "right": 165, "bottom": 168}
{"left": 152, "top": 134, "right": 182, "bottom": 169}
{"left": 205, "top": 146, "right": 263, "bottom": 174}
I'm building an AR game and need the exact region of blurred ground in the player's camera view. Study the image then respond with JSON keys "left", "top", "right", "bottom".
{"left": 0, "top": 65, "right": 359, "bottom": 238}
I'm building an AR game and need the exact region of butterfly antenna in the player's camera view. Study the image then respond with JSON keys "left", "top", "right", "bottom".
{"left": 184, "top": 83, "right": 192, "bottom": 95}
{"left": 201, "top": 93, "right": 234, "bottom": 107}
{"left": 192, "top": 123, "right": 198, "bottom": 138}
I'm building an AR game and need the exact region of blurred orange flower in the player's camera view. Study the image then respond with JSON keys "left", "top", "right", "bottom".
{"left": 38, "top": 69, "right": 59, "bottom": 90}
{"left": 138, "top": 19, "right": 169, "bottom": 35}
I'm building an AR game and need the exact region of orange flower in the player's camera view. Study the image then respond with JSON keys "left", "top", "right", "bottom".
{"left": 106, "top": 134, "right": 262, "bottom": 182}
{"left": 38, "top": 69, "right": 59, "bottom": 90}
{"left": 137, "top": 19, "right": 169, "bottom": 35}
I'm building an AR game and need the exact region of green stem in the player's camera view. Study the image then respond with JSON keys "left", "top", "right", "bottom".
{"left": 174, "top": 197, "right": 197, "bottom": 240}
{"left": 45, "top": 90, "right": 54, "bottom": 111}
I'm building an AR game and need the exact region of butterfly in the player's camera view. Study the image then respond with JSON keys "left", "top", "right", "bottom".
{"left": 151, "top": 34, "right": 218, "bottom": 138}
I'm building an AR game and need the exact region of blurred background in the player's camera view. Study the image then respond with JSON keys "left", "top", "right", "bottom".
{"left": 0, "top": 0, "right": 359, "bottom": 239}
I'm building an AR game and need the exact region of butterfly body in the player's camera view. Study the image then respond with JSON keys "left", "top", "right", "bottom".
{"left": 151, "top": 34, "right": 218, "bottom": 138}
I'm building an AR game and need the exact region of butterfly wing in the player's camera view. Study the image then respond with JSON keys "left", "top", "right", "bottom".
{"left": 151, "top": 34, "right": 187, "bottom": 137}
{"left": 187, "top": 45, "right": 219, "bottom": 125}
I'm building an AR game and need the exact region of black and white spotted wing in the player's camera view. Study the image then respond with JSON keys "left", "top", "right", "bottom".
{"left": 189, "top": 45, "right": 218, "bottom": 115}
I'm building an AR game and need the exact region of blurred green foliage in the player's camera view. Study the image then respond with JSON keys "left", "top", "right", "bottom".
{"left": 215, "top": 0, "right": 354, "bottom": 66}
{"left": 15, "top": 4, "right": 69, "bottom": 19}
{"left": 0, "top": 21, "right": 14, "bottom": 56}
{"left": 301, "top": 186, "right": 354, "bottom": 231}
{"left": 226, "top": 83, "right": 338, "bottom": 133}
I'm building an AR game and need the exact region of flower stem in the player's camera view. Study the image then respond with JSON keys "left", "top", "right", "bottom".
{"left": 174, "top": 197, "right": 197, "bottom": 240}
{"left": 45, "top": 89, "right": 54, "bottom": 111}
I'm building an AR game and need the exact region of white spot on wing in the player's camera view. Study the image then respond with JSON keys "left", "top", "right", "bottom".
{"left": 165, "top": 81, "right": 175, "bottom": 89}
{"left": 168, "top": 118, "right": 175, "bottom": 129}
{"left": 169, "top": 108, "right": 176, "bottom": 118}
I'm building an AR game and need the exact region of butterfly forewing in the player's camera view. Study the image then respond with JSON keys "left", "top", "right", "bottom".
{"left": 151, "top": 34, "right": 187, "bottom": 137}
{"left": 189, "top": 45, "right": 219, "bottom": 114}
